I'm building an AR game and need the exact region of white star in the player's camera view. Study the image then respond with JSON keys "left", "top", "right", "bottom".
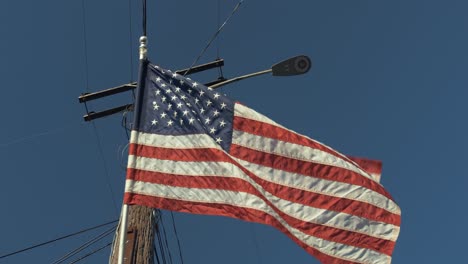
{"left": 173, "top": 111, "right": 178, "bottom": 117}
{"left": 168, "top": 104, "right": 172, "bottom": 110}
{"left": 220, "top": 102, "right": 226, "bottom": 109}
{"left": 213, "top": 110, "right": 220, "bottom": 116}
{"left": 151, "top": 119, "right": 158, "bottom": 125}
{"left": 175, "top": 87, "right": 181, "bottom": 92}
{"left": 182, "top": 110, "right": 189, "bottom": 116}
{"left": 160, "top": 112, "right": 167, "bottom": 118}
{"left": 161, "top": 83, "right": 167, "bottom": 88}
{"left": 188, "top": 117, "right": 195, "bottom": 124}
{"left": 216, "top": 137, "right": 223, "bottom": 143}
{"left": 214, "top": 93, "right": 220, "bottom": 99}
{"left": 180, "top": 80, "right": 185, "bottom": 85}
{"left": 209, "top": 127, "right": 216, "bottom": 134}
{"left": 180, "top": 119, "right": 184, "bottom": 125}
{"left": 169, "top": 80, "right": 173, "bottom": 84}
{"left": 195, "top": 98, "right": 200, "bottom": 104}
{"left": 205, "top": 118, "right": 211, "bottom": 124}
{"left": 156, "top": 77, "right": 161, "bottom": 82}
{"left": 192, "top": 82, "right": 198, "bottom": 88}
{"left": 206, "top": 100, "right": 212, "bottom": 107}
{"left": 167, "top": 120, "right": 173, "bottom": 126}
{"left": 181, "top": 95, "right": 187, "bottom": 100}
{"left": 177, "top": 103, "right": 183, "bottom": 108}
{"left": 219, "top": 120, "right": 226, "bottom": 127}
{"left": 172, "top": 73, "right": 178, "bottom": 78}
{"left": 199, "top": 90, "right": 205, "bottom": 97}
{"left": 171, "top": 95, "right": 177, "bottom": 101}
{"left": 155, "top": 90, "right": 161, "bottom": 95}
{"left": 186, "top": 103, "right": 192, "bottom": 107}
{"left": 188, "top": 89, "right": 192, "bottom": 94}
{"left": 165, "top": 88, "right": 171, "bottom": 93}
{"left": 153, "top": 103, "right": 159, "bottom": 110}
{"left": 200, "top": 108, "right": 205, "bottom": 114}
{"left": 161, "top": 96, "right": 167, "bottom": 102}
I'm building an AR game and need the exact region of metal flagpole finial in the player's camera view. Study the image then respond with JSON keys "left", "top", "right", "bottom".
{"left": 139, "top": 36, "right": 147, "bottom": 60}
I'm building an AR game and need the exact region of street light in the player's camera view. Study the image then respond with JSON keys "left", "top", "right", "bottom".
{"left": 209, "top": 55, "right": 311, "bottom": 89}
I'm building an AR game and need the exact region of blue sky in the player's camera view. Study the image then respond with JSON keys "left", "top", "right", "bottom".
{"left": 1, "top": 0, "right": 467, "bottom": 263}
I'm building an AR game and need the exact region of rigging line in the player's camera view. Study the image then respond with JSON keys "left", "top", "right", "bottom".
{"left": 81, "top": 0, "right": 119, "bottom": 218}
{"left": 81, "top": 0, "right": 89, "bottom": 92}
{"left": 169, "top": 212, "right": 185, "bottom": 264}
{"left": 128, "top": 0, "right": 134, "bottom": 82}
{"left": 0, "top": 122, "right": 86, "bottom": 148}
{"left": 0, "top": 220, "right": 118, "bottom": 260}
{"left": 154, "top": 210, "right": 168, "bottom": 264}
{"left": 183, "top": 0, "right": 245, "bottom": 76}
{"left": 216, "top": 0, "right": 224, "bottom": 79}
{"left": 91, "top": 122, "right": 120, "bottom": 217}
{"left": 216, "top": 0, "right": 220, "bottom": 59}
{"left": 68, "top": 242, "right": 113, "bottom": 264}
{"left": 159, "top": 212, "right": 174, "bottom": 264}
{"left": 249, "top": 223, "right": 263, "bottom": 264}
{"left": 142, "top": 0, "right": 147, "bottom": 36}
{"left": 51, "top": 225, "right": 116, "bottom": 264}
{"left": 156, "top": 225, "right": 167, "bottom": 264}
{"left": 152, "top": 210, "right": 162, "bottom": 264}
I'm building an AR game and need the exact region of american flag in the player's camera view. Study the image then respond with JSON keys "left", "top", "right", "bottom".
{"left": 124, "top": 60, "right": 401, "bottom": 264}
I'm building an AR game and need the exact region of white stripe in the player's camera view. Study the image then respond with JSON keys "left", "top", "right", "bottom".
{"left": 233, "top": 157, "right": 400, "bottom": 215}
{"left": 233, "top": 104, "right": 376, "bottom": 182}
{"left": 371, "top": 173, "right": 381, "bottom": 183}
{"left": 128, "top": 155, "right": 399, "bottom": 241}
{"left": 232, "top": 130, "right": 378, "bottom": 183}
{"left": 130, "top": 131, "right": 220, "bottom": 149}
{"left": 128, "top": 132, "right": 392, "bottom": 213}
{"left": 126, "top": 180, "right": 392, "bottom": 264}
{"left": 234, "top": 103, "right": 281, "bottom": 127}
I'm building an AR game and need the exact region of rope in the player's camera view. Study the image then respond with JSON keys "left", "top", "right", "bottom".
{"left": 52, "top": 225, "right": 116, "bottom": 264}
{"left": 68, "top": 242, "right": 113, "bottom": 264}
{"left": 0, "top": 220, "right": 117, "bottom": 260}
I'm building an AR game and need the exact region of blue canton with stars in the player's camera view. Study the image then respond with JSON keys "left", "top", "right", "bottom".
{"left": 134, "top": 61, "right": 235, "bottom": 152}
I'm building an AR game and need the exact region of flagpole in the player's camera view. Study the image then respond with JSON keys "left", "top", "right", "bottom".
{"left": 115, "top": 36, "right": 148, "bottom": 264}
{"left": 116, "top": 204, "right": 129, "bottom": 264}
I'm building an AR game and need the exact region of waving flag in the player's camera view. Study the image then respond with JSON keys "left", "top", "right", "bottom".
{"left": 124, "top": 60, "right": 401, "bottom": 264}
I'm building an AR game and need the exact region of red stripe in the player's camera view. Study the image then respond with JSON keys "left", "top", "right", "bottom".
{"left": 233, "top": 116, "right": 388, "bottom": 185}
{"left": 129, "top": 144, "right": 400, "bottom": 226}
{"left": 127, "top": 168, "right": 396, "bottom": 255}
{"left": 233, "top": 115, "right": 352, "bottom": 162}
{"left": 230, "top": 144, "right": 394, "bottom": 201}
{"left": 348, "top": 157, "right": 382, "bottom": 176}
{"left": 124, "top": 193, "right": 362, "bottom": 264}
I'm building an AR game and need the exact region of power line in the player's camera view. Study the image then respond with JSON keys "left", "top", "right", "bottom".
{"left": 169, "top": 212, "right": 184, "bottom": 264}
{"left": 68, "top": 242, "right": 113, "bottom": 264}
{"left": 184, "top": 0, "right": 245, "bottom": 76}
{"left": 81, "top": 0, "right": 89, "bottom": 92}
{"left": 0, "top": 122, "right": 85, "bottom": 148}
{"left": 91, "top": 122, "right": 120, "bottom": 216}
{"left": 51, "top": 225, "right": 116, "bottom": 264}
{"left": 0, "top": 220, "right": 117, "bottom": 260}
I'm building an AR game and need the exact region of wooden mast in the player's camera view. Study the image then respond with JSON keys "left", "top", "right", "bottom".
{"left": 110, "top": 206, "right": 156, "bottom": 264}
{"left": 109, "top": 33, "right": 156, "bottom": 264}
